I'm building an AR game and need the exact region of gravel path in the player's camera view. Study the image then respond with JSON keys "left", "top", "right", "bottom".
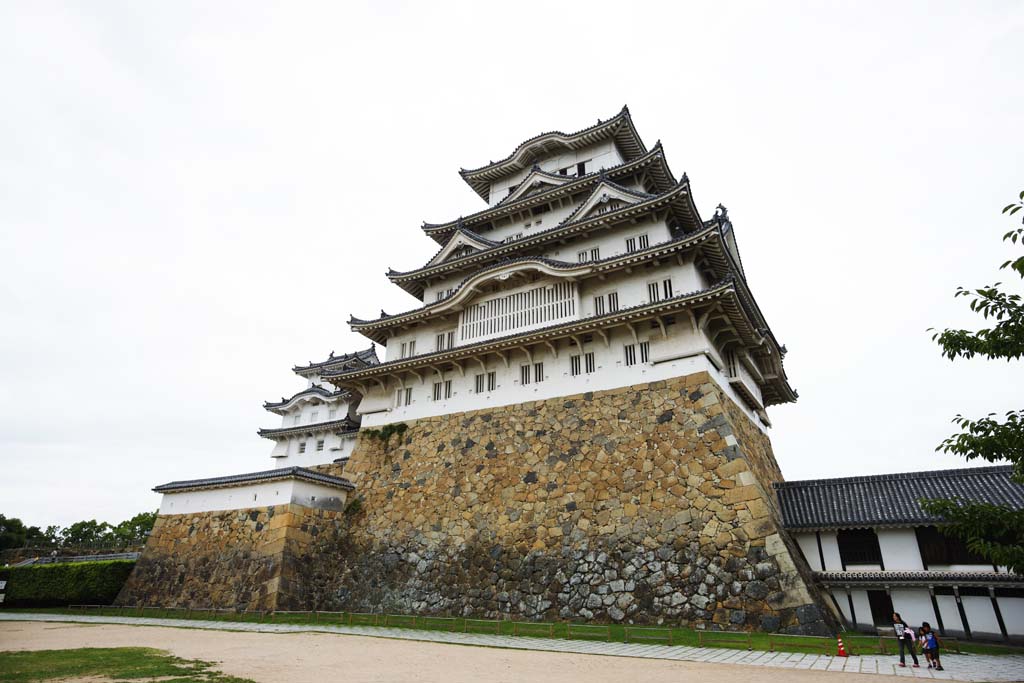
{"left": 2, "top": 613, "right": 1023, "bottom": 682}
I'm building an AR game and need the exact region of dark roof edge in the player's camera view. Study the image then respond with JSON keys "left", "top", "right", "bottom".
{"left": 424, "top": 141, "right": 669, "bottom": 233}
{"left": 263, "top": 385, "right": 347, "bottom": 409}
{"left": 459, "top": 105, "right": 633, "bottom": 178}
{"left": 154, "top": 466, "right": 354, "bottom": 493}
{"left": 257, "top": 418, "right": 360, "bottom": 439}
{"left": 292, "top": 346, "right": 379, "bottom": 374}
{"left": 773, "top": 465, "right": 1014, "bottom": 490}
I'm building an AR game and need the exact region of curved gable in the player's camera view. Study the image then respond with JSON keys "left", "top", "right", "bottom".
{"left": 564, "top": 180, "right": 654, "bottom": 224}
{"left": 427, "top": 229, "right": 500, "bottom": 267}
{"left": 498, "top": 168, "right": 575, "bottom": 205}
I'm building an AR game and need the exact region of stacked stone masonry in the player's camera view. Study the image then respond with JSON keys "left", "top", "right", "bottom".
{"left": 116, "top": 504, "right": 347, "bottom": 611}
{"left": 119, "top": 371, "right": 836, "bottom": 633}
{"left": 315, "top": 371, "right": 836, "bottom": 634}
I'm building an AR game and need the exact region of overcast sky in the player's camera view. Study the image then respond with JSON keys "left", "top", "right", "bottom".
{"left": 1, "top": 2, "right": 1022, "bottom": 528}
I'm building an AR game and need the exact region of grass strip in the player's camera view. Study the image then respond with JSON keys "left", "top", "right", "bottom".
{"left": 0, "top": 646, "right": 255, "bottom": 682}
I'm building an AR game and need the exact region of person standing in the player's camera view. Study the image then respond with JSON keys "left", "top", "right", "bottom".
{"left": 921, "top": 622, "right": 944, "bottom": 671}
{"left": 892, "top": 612, "right": 920, "bottom": 668}
{"left": 918, "top": 627, "right": 932, "bottom": 668}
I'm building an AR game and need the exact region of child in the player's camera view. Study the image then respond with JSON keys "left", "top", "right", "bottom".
{"left": 921, "top": 623, "right": 943, "bottom": 671}
{"left": 918, "top": 627, "right": 932, "bottom": 668}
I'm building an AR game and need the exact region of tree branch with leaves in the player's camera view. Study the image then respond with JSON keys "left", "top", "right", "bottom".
{"left": 922, "top": 190, "right": 1024, "bottom": 573}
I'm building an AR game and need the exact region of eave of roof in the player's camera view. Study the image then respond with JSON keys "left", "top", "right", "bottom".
{"left": 329, "top": 279, "right": 795, "bottom": 407}
{"left": 458, "top": 106, "right": 647, "bottom": 203}
{"left": 361, "top": 227, "right": 720, "bottom": 333}
{"left": 390, "top": 178, "right": 701, "bottom": 297}
{"left": 773, "top": 465, "right": 1023, "bottom": 531}
{"left": 263, "top": 385, "right": 349, "bottom": 414}
{"left": 257, "top": 418, "right": 360, "bottom": 440}
{"left": 403, "top": 227, "right": 502, "bottom": 275}
{"left": 423, "top": 142, "right": 674, "bottom": 244}
{"left": 153, "top": 466, "right": 354, "bottom": 494}
{"left": 813, "top": 571, "right": 1021, "bottom": 587}
{"left": 292, "top": 347, "right": 379, "bottom": 376}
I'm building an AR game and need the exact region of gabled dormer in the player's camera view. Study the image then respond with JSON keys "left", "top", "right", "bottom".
{"left": 563, "top": 179, "right": 654, "bottom": 224}
{"left": 425, "top": 228, "right": 500, "bottom": 268}
{"left": 498, "top": 167, "right": 575, "bottom": 205}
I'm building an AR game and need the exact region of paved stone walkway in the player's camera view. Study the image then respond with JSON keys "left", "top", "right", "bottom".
{"left": 2, "top": 613, "right": 1023, "bottom": 682}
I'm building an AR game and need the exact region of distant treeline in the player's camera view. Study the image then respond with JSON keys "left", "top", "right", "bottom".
{"left": 0, "top": 512, "right": 157, "bottom": 551}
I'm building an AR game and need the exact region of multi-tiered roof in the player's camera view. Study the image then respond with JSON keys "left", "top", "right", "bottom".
{"left": 258, "top": 347, "right": 378, "bottom": 442}
{"left": 324, "top": 108, "right": 796, "bottom": 409}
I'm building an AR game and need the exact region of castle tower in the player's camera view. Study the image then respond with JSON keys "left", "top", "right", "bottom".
{"left": 313, "top": 108, "right": 838, "bottom": 633}
{"left": 260, "top": 347, "right": 379, "bottom": 467}
{"left": 327, "top": 107, "right": 789, "bottom": 428}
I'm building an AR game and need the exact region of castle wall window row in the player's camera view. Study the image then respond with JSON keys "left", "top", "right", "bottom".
{"left": 395, "top": 387, "right": 413, "bottom": 407}
{"left": 474, "top": 371, "right": 497, "bottom": 393}
{"left": 625, "top": 234, "right": 650, "bottom": 253}
{"left": 570, "top": 352, "right": 596, "bottom": 376}
{"left": 395, "top": 338, "right": 662, "bottom": 408}
{"left": 436, "top": 330, "right": 456, "bottom": 352}
{"left": 520, "top": 362, "right": 545, "bottom": 385}
{"left": 593, "top": 292, "right": 619, "bottom": 316}
{"left": 432, "top": 380, "right": 453, "bottom": 401}
{"left": 647, "top": 278, "right": 673, "bottom": 303}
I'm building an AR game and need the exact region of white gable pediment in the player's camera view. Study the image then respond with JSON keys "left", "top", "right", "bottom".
{"left": 427, "top": 231, "right": 497, "bottom": 267}
{"left": 502, "top": 169, "right": 574, "bottom": 204}
{"left": 567, "top": 182, "right": 649, "bottom": 223}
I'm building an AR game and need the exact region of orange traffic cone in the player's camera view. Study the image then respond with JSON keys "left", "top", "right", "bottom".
{"left": 836, "top": 636, "right": 849, "bottom": 657}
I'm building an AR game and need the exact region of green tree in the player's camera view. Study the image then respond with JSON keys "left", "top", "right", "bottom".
{"left": 923, "top": 190, "right": 1024, "bottom": 573}
{"left": 111, "top": 511, "right": 157, "bottom": 546}
{"left": 59, "top": 520, "right": 113, "bottom": 548}
{"left": 0, "top": 514, "right": 29, "bottom": 550}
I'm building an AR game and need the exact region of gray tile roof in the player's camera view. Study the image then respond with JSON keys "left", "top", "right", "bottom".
{"left": 814, "top": 571, "right": 1023, "bottom": 587}
{"left": 292, "top": 347, "right": 378, "bottom": 375}
{"left": 153, "top": 466, "right": 354, "bottom": 493}
{"left": 773, "top": 465, "right": 1023, "bottom": 530}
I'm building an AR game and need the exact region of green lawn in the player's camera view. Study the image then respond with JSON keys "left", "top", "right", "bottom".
{"left": 0, "top": 647, "right": 255, "bottom": 682}
{"left": 5, "top": 607, "right": 1023, "bottom": 658}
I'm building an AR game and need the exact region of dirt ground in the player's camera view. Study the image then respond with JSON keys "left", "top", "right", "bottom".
{"left": 0, "top": 621, "right": 897, "bottom": 683}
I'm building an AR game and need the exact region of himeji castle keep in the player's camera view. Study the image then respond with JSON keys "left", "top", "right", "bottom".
{"left": 117, "top": 107, "right": 1024, "bottom": 640}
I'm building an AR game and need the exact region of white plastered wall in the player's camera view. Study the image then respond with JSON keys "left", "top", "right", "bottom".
{"left": 960, "top": 596, "right": 1002, "bottom": 637}
{"left": 878, "top": 529, "right": 924, "bottom": 571}
{"left": 158, "top": 478, "right": 349, "bottom": 516}
{"left": 271, "top": 432, "right": 357, "bottom": 467}
{"left": 361, "top": 324, "right": 766, "bottom": 432}
{"left": 1000, "top": 597, "right": 1024, "bottom": 635}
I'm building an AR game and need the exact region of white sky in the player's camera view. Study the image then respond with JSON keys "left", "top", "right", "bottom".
{"left": 1, "top": 1, "right": 1022, "bottom": 527}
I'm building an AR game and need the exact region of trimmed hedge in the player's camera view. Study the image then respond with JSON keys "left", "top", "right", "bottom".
{"left": 0, "top": 559, "right": 135, "bottom": 607}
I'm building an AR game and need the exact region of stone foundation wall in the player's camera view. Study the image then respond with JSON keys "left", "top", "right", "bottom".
{"left": 312, "top": 371, "right": 837, "bottom": 634}
{"left": 115, "top": 503, "right": 346, "bottom": 610}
